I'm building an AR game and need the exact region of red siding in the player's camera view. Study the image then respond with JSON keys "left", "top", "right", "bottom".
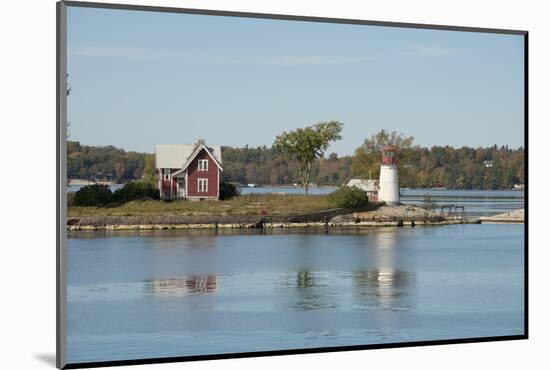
{"left": 186, "top": 149, "right": 219, "bottom": 198}
{"left": 160, "top": 178, "right": 177, "bottom": 199}
{"left": 161, "top": 179, "right": 177, "bottom": 193}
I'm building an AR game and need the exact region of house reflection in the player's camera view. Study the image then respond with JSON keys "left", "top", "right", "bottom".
{"left": 146, "top": 275, "right": 217, "bottom": 296}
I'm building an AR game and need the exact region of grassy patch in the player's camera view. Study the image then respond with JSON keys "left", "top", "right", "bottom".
{"left": 68, "top": 194, "right": 335, "bottom": 217}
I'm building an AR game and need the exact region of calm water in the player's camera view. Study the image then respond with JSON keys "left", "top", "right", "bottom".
{"left": 67, "top": 223, "right": 525, "bottom": 363}
{"left": 400, "top": 189, "right": 524, "bottom": 217}
{"left": 239, "top": 187, "right": 524, "bottom": 217}
{"left": 68, "top": 184, "right": 123, "bottom": 192}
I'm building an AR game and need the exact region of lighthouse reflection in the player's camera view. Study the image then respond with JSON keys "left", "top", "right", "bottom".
{"left": 353, "top": 230, "right": 415, "bottom": 310}
{"left": 282, "top": 229, "right": 415, "bottom": 312}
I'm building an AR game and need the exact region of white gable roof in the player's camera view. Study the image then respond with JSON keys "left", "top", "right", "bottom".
{"left": 346, "top": 179, "right": 379, "bottom": 192}
{"left": 155, "top": 144, "right": 222, "bottom": 169}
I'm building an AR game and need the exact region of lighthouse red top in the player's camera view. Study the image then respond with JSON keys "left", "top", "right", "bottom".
{"left": 381, "top": 146, "right": 397, "bottom": 165}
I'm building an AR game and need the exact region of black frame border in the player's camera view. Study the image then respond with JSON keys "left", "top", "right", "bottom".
{"left": 57, "top": 1, "right": 529, "bottom": 369}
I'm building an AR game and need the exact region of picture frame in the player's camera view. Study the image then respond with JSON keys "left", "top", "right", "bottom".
{"left": 57, "top": 1, "right": 528, "bottom": 368}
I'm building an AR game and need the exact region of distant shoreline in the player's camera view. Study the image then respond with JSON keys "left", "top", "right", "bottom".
{"left": 68, "top": 179, "right": 117, "bottom": 186}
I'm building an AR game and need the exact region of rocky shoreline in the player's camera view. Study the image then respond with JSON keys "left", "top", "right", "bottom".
{"left": 67, "top": 205, "right": 478, "bottom": 231}
{"left": 479, "top": 209, "right": 524, "bottom": 223}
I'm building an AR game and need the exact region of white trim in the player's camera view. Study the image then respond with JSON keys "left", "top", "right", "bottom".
{"left": 169, "top": 170, "right": 173, "bottom": 198}
{"left": 171, "top": 145, "right": 223, "bottom": 178}
{"left": 158, "top": 168, "right": 162, "bottom": 199}
{"left": 198, "top": 178, "right": 208, "bottom": 193}
{"left": 198, "top": 159, "right": 208, "bottom": 171}
{"left": 155, "top": 144, "right": 222, "bottom": 170}
{"left": 187, "top": 195, "right": 218, "bottom": 198}
{"left": 176, "top": 177, "right": 186, "bottom": 199}
{"left": 175, "top": 144, "right": 223, "bottom": 176}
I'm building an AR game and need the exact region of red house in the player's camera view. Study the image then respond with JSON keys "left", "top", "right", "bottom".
{"left": 155, "top": 140, "right": 223, "bottom": 200}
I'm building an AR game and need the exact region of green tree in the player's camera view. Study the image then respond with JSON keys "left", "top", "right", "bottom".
{"left": 141, "top": 153, "right": 157, "bottom": 187}
{"left": 273, "top": 121, "right": 343, "bottom": 194}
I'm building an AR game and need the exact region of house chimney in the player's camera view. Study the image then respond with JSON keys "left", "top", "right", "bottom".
{"left": 197, "top": 139, "right": 205, "bottom": 145}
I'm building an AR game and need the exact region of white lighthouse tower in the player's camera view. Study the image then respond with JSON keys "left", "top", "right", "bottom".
{"left": 378, "top": 146, "right": 400, "bottom": 205}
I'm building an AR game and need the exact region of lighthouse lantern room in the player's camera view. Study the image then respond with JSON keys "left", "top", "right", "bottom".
{"left": 378, "top": 146, "right": 400, "bottom": 205}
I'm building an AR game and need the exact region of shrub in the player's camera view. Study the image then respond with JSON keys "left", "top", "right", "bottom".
{"left": 219, "top": 182, "right": 240, "bottom": 200}
{"left": 73, "top": 184, "right": 113, "bottom": 207}
{"left": 112, "top": 182, "right": 160, "bottom": 204}
{"left": 328, "top": 186, "right": 369, "bottom": 209}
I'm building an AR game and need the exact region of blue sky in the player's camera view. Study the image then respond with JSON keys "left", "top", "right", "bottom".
{"left": 67, "top": 6, "right": 524, "bottom": 156}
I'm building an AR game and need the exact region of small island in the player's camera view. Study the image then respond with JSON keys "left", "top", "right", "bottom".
{"left": 67, "top": 126, "right": 524, "bottom": 231}
{"left": 67, "top": 134, "right": 484, "bottom": 231}
{"left": 68, "top": 197, "right": 465, "bottom": 231}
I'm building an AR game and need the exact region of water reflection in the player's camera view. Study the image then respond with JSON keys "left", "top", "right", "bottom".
{"left": 67, "top": 224, "right": 525, "bottom": 362}
{"left": 282, "top": 271, "right": 335, "bottom": 310}
{"left": 145, "top": 276, "right": 217, "bottom": 296}
{"left": 295, "top": 271, "right": 313, "bottom": 288}
{"left": 353, "top": 270, "right": 413, "bottom": 311}
{"left": 181, "top": 236, "right": 217, "bottom": 249}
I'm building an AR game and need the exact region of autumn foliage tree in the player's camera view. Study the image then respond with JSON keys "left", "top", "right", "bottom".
{"left": 274, "top": 121, "right": 343, "bottom": 194}
{"left": 352, "top": 129, "right": 416, "bottom": 186}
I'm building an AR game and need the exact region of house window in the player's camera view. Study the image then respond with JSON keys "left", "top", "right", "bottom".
{"left": 198, "top": 178, "right": 208, "bottom": 193}
{"left": 198, "top": 159, "right": 208, "bottom": 171}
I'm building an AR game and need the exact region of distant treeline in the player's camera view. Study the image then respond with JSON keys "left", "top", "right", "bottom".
{"left": 221, "top": 146, "right": 353, "bottom": 186}
{"left": 67, "top": 141, "right": 155, "bottom": 184}
{"left": 67, "top": 141, "right": 524, "bottom": 190}
{"left": 394, "top": 145, "right": 524, "bottom": 189}
{"left": 220, "top": 145, "right": 525, "bottom": 189}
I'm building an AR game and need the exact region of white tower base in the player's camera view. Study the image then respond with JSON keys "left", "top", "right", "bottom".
{"left": 379, "top": 164, "right": 400, "bottom": 205}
